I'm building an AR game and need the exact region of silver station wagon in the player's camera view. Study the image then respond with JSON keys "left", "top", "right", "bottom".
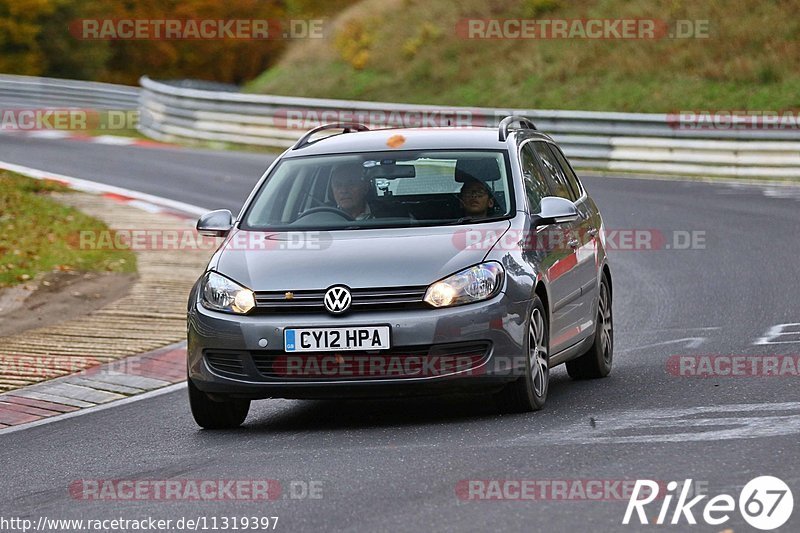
{"left": 187, "top": 117, "right": 613, "bottom": 429}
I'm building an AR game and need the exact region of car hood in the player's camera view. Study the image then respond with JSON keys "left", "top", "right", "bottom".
{"left": 213, "top": 221, "right": 512, "bottom": 291}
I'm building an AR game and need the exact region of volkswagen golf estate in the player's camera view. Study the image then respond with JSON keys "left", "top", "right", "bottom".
{"left": 187, "top": 116, "right": 613, "bottom": 429}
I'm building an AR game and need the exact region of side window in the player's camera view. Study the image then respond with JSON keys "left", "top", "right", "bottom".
{"left": 519, "top": 143, "right": 550, "bottom": 213}
{"left": 532, "top": 142, "right": 574, "bottom": 201}
{"left": 547, "top": 144, "right": 583, "bottom": 200}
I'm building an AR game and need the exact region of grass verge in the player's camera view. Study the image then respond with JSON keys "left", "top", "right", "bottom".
{"left": 0, "top": 171, "right": 136, "bottom": 287}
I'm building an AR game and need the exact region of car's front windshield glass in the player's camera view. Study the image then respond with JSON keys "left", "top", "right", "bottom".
{"left": 241, "top": 150, "right": 513, "bottom": 230}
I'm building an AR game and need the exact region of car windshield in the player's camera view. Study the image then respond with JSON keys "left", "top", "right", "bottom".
{"left": 241, "top": 150, "right": 513, "bottom": 230}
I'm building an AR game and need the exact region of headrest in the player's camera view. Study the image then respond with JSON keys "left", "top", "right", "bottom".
{"left": 454, "top": 158, "right": 501, "bottom": 183}
{"left": 331, "top": 160, "right": 366, "bottom": 181}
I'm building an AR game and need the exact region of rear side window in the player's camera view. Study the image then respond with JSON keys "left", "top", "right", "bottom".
{"left": 519, "top": 143, "right": 550, "bottom": 213}
{"left": 546, "top": 144, "right": 583, "bottom": 199}
{"left": 532, "top": 142, "right": 576, "bottom": 201}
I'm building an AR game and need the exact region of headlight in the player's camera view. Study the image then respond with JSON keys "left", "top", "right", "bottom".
{"left": 200, "top": 272, "right": 255, "bottom": 314}
{"left": 424, "top": 262, "right": 504, "bottom": 308}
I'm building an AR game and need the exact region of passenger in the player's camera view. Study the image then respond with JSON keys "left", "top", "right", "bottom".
{"left": 459, "top": 177, "right": 495, "bottom": 218}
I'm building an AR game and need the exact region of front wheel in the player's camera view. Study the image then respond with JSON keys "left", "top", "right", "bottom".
{"left": 566, "top": 273, "right": 613, "bottom": 379}
{"left": 188, "top": 377, "right": 250, "bottom": 429}
{"left": 494, "top": 296, "right": 549, "bottom": 413}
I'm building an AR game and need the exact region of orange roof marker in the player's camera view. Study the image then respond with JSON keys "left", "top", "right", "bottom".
{"left": 386, "top": 134, "right": 406, "bottom": 148}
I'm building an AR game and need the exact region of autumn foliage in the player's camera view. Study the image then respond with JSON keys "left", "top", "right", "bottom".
{"left": 0, "top": 0, "right": 354, "bottom": 85}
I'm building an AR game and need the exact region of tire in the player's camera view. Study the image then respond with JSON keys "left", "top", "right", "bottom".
{"left": 495, "top": 296, "right": 549, "bottom": 413}
{"left": 188, "top": 377, "right": 250, "bottom": 429}
{"left": 566, "top": 273, "right": 613, "bottom": 380}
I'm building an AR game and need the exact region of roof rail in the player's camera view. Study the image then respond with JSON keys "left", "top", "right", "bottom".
{"left": 498, "top": 115, "right": 536, "bottom": 142}
{"left": 292, "top": 122, "right": 370, "bottom": 150}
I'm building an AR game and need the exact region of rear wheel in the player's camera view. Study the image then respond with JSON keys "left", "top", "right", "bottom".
{"left": 566, "top": 273, "right": 613, "bottom": 379}
{"left": 188, "top": 377, "right": 250, "bottom": 429}
{"left": 495, "top": 296, "right": 549, "bottom": 413}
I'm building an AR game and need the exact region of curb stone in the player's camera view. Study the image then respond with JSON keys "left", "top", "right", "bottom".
{"left": 0, "top": 343, "right": 186, "bottom": 428}
{"left": 0, "top": 163, "right": 213, "bottom": 429}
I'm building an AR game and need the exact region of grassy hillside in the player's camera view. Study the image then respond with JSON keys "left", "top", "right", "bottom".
{"left": 246, "top": 0, "right": 800, "bottom": 112}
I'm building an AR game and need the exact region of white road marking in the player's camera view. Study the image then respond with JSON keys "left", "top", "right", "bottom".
{"left": 618, "top": 337, "right": 706, "bottom": 353}
{"left": 26, "top": 130, "right": 71, "bottom": 139}
{"left": 509, "top": 402, "right": 800, "bottom": 445}
{"left": 126, "top": 199, "right": 165, "bottom": 213}
{"left": 92, "top": 135, "right": 137, "bottom": 145}
{"left": 754, "top": 323, "right": 800, "bottom": 345}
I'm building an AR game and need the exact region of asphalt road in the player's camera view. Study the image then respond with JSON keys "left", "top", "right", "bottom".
{"left": 0, "top": 135, "right": 273, "bottom": 212}
{"left": 1, "top": 135, "right": 799, "bottom": 532}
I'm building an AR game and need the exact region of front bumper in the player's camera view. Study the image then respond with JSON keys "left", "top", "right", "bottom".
{"left": 187, "top": 292, "right": 531, "bottom": 400}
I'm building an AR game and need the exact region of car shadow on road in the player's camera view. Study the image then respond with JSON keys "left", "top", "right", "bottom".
{"left": 206, "top": 371, "right": 582, "bottom": 434}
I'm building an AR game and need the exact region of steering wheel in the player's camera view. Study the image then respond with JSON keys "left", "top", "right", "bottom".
{"left": 294, "top": 206, "right": 355, "bottom": 221}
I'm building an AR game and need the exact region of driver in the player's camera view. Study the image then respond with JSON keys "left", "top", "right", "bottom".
{"left": 330, "top": 161, "right": 373, "bottom": 220}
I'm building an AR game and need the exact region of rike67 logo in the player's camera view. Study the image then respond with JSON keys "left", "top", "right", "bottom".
{"left": 623, "top": 476, "right": 793, "bottom": 530}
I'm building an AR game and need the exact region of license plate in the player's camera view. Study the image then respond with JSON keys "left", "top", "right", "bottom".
{"left": 284, "top": 326, "right": 390, "bottom": 352}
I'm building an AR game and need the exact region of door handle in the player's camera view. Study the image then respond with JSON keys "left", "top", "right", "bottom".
{"left": 587, "top": 228, "right": 598, "bottom": 237}
{"left": 568, "top": 239, "right": 579, "bottom": 248}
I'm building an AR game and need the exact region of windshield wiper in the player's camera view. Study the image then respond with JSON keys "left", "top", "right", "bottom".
{"left": 444, "top": 216, "right": 506, "bottom": 225}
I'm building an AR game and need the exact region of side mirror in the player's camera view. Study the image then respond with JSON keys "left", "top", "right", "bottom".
{"left": 533, "top": 196, "right": 579, "bottom": 226}
{"left": 197, "top": 209, "right": 234, "bottom": 237}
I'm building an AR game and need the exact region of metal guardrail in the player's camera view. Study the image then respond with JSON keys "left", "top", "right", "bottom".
{"left": 138, "top": 76, "right": 800, "bottom": 178}
{"left": 1, "top": 74, "right": 797, "bottom": 178}
{"left": 0, "top": 74, "right": 139, "bottom": 110}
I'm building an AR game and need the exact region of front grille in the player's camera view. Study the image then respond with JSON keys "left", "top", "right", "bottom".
{"left": 253, "top": 286, "right": 429, "bottom": 314}
{"left": 204, "top": 350, "right": 248, "bottom": 377}
{"left": 251, "top": 342, "right": 491, "bottom": 380}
